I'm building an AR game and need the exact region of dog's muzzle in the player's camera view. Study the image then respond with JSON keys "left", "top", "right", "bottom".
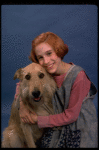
{"left": 32, "top": 90, "right": 41, "bottom": 102}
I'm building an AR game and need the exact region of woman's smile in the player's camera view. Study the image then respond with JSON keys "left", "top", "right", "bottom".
{"left": 46, "top": 63, "right": 55, "bottom": 70}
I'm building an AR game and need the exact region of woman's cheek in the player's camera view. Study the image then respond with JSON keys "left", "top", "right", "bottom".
{"left": 39, "top": 60, "right": 44, "bottom": 66}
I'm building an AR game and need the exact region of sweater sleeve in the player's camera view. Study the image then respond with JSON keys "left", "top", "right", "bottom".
{"left": 37, "top": 71, "right": 91, "bottom": 128}
{"left": 14, "top": 81, "right": 21, "bottom": 100}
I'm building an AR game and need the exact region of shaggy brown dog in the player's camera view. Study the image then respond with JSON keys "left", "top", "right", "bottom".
{"left": 2, "top": 63, "right": 57, "bottom": 148}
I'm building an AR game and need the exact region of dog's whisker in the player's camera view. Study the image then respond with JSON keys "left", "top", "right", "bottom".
{"left": 8, "top": 130, "right": 14, "bottom": 138}
{"left": 23, "top": 88, "right": 27, "bottom": 93}
{"left": 42, "top": 103, "right": 53, "bottom": 115}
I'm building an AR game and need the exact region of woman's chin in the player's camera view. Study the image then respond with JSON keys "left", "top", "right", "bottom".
{"left": 47, "top": 68, "right": 56, "bottom": 74}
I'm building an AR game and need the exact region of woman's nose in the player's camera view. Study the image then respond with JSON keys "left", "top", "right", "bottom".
{"left": 43, "top": 56, "right": 49, "bottom": 65}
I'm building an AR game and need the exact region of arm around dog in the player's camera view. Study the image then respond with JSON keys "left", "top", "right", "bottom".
{"left": 14, "top": 71, "right": 90, "bottom": 127}
{"left": 19, "top": 100, "right": 38, "bottom": 124}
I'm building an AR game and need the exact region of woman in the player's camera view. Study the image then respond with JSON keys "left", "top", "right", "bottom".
{"left": 15, "top": 32, "right": 97, "bottom": 148}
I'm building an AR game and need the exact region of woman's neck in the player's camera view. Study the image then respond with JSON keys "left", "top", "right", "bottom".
{"left": 52, "top": 61, "right": 72, "bottom": 76}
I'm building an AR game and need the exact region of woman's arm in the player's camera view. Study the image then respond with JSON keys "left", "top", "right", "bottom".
{"left": 19, "top": 100, "right": 37, "bottom": 124}
{"left": 37, "top": 71, "right": 91, "bottom": 128}
{"left": 14, "top": 82, "right": 21, "bottom": 100}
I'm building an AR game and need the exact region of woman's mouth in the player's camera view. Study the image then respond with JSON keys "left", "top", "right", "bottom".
{"left": 47, "top": 63, "right": 54, "bottom": 70}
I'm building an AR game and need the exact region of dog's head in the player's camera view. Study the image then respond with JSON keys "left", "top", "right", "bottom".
{"left": 14, "top": 63, "right": 56, "bottom": 106}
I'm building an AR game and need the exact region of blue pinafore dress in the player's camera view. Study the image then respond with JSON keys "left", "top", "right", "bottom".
{"left": 36, "top": 65, "right": 97, "bottom": 148}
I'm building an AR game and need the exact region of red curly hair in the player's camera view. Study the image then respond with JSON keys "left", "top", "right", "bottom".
{"left": 29, "top": 32, "right": 69, "bottom": 63}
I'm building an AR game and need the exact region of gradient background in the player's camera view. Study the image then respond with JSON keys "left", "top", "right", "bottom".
{"left": 1, "top": 5, "right": 98, "bottom": 138}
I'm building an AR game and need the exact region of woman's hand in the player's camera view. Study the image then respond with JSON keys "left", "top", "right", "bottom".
{"left": 19, "top": 100, "right": 38, "bottom": 124}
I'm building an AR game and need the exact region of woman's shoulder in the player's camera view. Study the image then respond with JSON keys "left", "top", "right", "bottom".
{"left": 63, "top": 63, "right": 88, "bottom": 84}
{"left": 75, "top": 70, "right": 87, "bottom": 82}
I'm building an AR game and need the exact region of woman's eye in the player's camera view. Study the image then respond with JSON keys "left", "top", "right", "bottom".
{"left": 47, "top": 52, "right": 52, "bottom": 56}
{"left": 38, "top": 56, "right": 43, "bottom": 60}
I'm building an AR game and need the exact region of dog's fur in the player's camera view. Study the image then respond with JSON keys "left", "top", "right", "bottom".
{"left": 2, "top": 63, "right": 57, "bottom": 148}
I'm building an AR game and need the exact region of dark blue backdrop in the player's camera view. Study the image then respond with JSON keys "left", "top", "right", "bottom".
{"left": 1, "top": 5, "right": 98, "bottom": 138}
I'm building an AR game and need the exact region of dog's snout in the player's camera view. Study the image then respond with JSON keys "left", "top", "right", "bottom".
{"left": 32, "top": 90, "right": 40, "bottom": 98}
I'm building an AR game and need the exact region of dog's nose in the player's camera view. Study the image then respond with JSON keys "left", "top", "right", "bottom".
{"left": 32, "top": 90, "right": 40, "bottom": 98}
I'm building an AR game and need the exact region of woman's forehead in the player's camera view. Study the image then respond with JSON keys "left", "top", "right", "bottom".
{"left": 35, "top": 43, "right": 53, "bottom": 55}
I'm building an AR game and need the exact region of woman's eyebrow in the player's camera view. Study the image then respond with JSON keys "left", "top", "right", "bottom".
{"left": 37, "top": 55, "right": 43, "bottom": 58}
{"left": 37, "top": 50, "right": 52, "bottom": 57}
{"left": 45, "top": 50, "right": 52, "bottom": 53}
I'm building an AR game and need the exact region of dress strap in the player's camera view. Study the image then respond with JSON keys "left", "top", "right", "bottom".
{"left": 63, "top": 65, "right": 76, "bottom": 81}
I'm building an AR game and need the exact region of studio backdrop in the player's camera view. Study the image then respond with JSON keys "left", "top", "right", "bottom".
{"left": 1, "top": 5, "right": 98, "bottom": 137}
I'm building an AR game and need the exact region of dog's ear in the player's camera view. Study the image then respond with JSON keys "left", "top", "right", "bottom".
{"left": 13, "top": 68, "right": 23, "bottom": 80}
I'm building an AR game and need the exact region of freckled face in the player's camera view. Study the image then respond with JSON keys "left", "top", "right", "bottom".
{"left": 35, "top": 42, "right": 62, "bottom": 75}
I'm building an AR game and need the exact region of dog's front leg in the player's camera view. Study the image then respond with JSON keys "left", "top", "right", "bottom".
{"left": 21, "top": 122, "right": 36, "bottom": 148}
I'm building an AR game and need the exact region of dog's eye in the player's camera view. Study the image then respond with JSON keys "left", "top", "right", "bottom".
{"left": 25, "top": 74, "right": 31, "bottom": 80}
{"left": 39, "top": 73, "right": 44, "bottom": 79}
